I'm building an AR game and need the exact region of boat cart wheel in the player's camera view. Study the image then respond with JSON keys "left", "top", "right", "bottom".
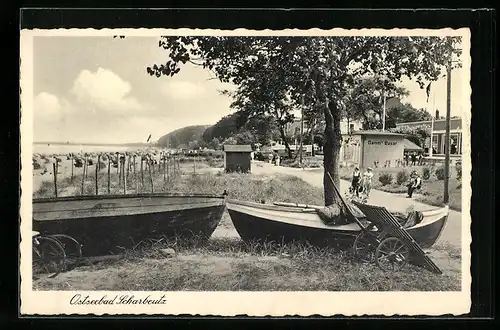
{"left": 374, "top": 237, "right": 410, "bottom": 272}
{"left": 32, "top": 235, "right": 67, "bottom": 278}
{"left": 352, "top": 231, "right": 377, "bottom": 263}
{"left": 49, "top": 234, "right": 82, "bottom": 271}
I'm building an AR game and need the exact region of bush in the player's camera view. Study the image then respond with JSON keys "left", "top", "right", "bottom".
{"left": 378, "top": 172, "right": 393, "bottom": 186}
{"left": 396, "top": 170, "right": 409, "bottom": 185}
{"left": 455, "top": 161, "right": 462, "bottom": 180}
{"left": 422, "top": 167, "right": 431, "bottom": 180}
{"left": 435, "top": 167, "right": 445, "bottom": 180}
{"left": 33, "top": 161, "right": 41, "bottom": 170}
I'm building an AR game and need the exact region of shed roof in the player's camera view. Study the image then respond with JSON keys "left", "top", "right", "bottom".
{"left": 223, "top": 144, "right": 253, "bottom": 153}
{"left": 350, "top": 130, "right": 404, "bottom": 136}
{"left": 403, "top": 139, "right": 423, "bottom": 151}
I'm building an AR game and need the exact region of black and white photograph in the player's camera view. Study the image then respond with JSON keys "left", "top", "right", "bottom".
{"left": 20, "top": 27, "right": 471, "bottom": 316}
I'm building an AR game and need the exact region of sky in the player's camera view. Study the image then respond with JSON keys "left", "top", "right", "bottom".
{"left": 32, "top": 36, "right": 469, "bottom": 144}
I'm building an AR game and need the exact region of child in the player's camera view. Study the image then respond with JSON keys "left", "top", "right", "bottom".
{"left": 362, "top": 167, "right": 374, "bottom": 198}
{"left": 351, "top": 166, "right": 361, "bottom": 198}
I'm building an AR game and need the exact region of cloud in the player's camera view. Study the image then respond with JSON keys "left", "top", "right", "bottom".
{"left": 160, "top": 80, "right": 207, "bottom": 100}
{"left": 34, "top": 92, "right": 62, "bottom": 116}
{"left": 70, "top": 68, "right": 144, "bottom": 113}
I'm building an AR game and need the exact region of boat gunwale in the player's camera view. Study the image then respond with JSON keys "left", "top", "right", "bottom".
{"left": 34, "top": 203, "right": 227, "bottom": 222}
{"left": 33, "top": 192, "right": 227, "bottom": 204}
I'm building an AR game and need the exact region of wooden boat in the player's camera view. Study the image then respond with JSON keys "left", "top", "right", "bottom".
{"left": 33, "top": 193, "right": 227, "bottom": 256}
{"left": 226, "top": 199, "right": 449, "bottom": 249}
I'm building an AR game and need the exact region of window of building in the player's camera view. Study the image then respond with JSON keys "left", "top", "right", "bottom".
{"left": 432, "top": 134, "right": 441, "bottom": 155}
{"left": 450, "top": 133, "right": 460, "bottom": 155}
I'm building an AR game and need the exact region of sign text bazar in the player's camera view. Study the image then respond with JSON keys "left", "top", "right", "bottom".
{"left": 367, "top": 140, "right": 397, "bottom": 146}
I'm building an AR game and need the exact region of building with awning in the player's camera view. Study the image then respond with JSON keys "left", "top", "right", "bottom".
{"left": 340, "top": 130, "right": 405, "bottom": 168}
{"left": 395, "top": 113, "right": 462, "bottom": 157}
{"left": 403, "top": 138, "right": 423, "bottom": 152}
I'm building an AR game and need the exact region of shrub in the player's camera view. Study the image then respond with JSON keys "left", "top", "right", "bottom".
{"left": 378, "top": 172, "right": 393, "bottom": 186}
{"left": 435, "top": 167, "right": 445, "bottom": 180}
{"left": 33, "top": 161, "right": 41, "bottom": 170}
{"left": 396, "top": 170, "right": 409, "bottom": 185}
{"left": 422, "top": 167, "right": 431, "bottom": 180}
{"left": 455, "top": 161, "right": 462, "bottom": 180}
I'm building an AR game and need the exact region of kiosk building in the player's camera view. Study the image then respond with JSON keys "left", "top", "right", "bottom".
{"left": 340, "top": 130, "right": 406, "bottom": 168}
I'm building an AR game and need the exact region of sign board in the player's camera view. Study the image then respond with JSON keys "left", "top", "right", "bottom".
{"left": 367, "top": 140, "right": 398, "bottom": 146}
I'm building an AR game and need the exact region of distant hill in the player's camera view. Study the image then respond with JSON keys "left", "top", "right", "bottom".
{"left": 202, "top": 113, "right": 240, "bottom": 141}
{"left": 157, "top": 125, "right": 210, "bottom": 148}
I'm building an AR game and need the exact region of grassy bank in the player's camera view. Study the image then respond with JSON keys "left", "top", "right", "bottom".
{"left": 338, "top": 165, "right": 462, "bottom": 211}
{"left": 34, "top": 161, "right": 325, "bottom": 205}
{"left": 34, "top": 236, "right": 461, "bottom": 291}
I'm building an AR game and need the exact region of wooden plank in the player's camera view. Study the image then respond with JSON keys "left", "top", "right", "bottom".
{"left": 353, "top": 201, "right": 442, "bottom": 274}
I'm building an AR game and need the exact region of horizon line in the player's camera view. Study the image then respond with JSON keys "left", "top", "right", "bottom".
{"left": 33, "top": 141, "right": 157, "bottom": 146}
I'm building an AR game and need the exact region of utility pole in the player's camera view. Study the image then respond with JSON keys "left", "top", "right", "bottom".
{"left": 299, "top": 95, "right": 305, "bottom": 166}
{"left": 443, "top": 58, "right": 452, "bottom": 204}
{"left": 382, "top": 91, "right": 387, "bottom": 131}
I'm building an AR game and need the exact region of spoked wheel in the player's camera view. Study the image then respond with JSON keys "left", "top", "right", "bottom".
{"left": 352, "top": 232, "right": 377, "bottom": 263}
{"left": 32, "top": 236, "right": 66, "bottom": 278}
{"left": 49, "top": 234, "right": 82, "bottom": 271}
{"left": 375, "top": 237, "right": 410, "bottom": 272}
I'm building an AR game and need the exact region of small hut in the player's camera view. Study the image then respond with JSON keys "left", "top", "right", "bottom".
{"left": 223, "top": 145, "right": 252, "bottom": 173}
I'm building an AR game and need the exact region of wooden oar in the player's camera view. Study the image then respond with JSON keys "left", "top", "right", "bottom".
{"left": 273, "top": 202, "right": 323, "bottom": 210}
{"left": 327, "top": 172, "right": 366, "bottom": 228}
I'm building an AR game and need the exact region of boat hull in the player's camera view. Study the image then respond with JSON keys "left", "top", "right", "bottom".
{"left": 228, "top": 209, "right": 356, "bottom": 247}
{"left": 227, "top": 200, "right": 448, "bottom": 249}
{"left": 33, "top": 194, "right": 226, "bottom": 256}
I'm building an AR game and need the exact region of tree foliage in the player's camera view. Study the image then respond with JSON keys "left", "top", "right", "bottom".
{"left": 157, "top": 125, "right": 208, "bottom": 149}
{"left": 202, "top": 111, "right": 279, "bottom": 147}
{"left": 389, "top": 123, "right": 432, "bottom": 147}
{"left": 147, "top": 35, "right": 461, "bottom": 206}
{"left": 385, "top": 103, "right": 433, "bottom": 128}
{"left": 344, "top": 76, "right": 409, "bottom": 129}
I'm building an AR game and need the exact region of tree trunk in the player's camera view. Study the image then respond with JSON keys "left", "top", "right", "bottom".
{"left": 310, "top": 120, "right": 316, "bottom": 157}
{"left": 278, "top": 125, "right": 293, "bottom": 158}
{"left": 323, "top": 98, "right": 342, "bottom": 206}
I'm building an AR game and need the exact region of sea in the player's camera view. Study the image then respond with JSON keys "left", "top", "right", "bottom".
{"left": 33, "top": 142, "right": 162, "bottom": 155}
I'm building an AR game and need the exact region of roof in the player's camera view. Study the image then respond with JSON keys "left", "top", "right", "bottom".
{"left": 349, "top": 130, "right": 404, "bottom": 137}
{"left": 395, "top": 117, "right": 462, "bottom": 131}
{"left": 223, "top": 145, "right": 253, "bottom": 153}
{"left": 403, "top": 138, "right": 423, "bottom": 151}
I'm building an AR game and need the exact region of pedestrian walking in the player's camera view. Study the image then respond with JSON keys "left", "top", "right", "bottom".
{"left": 362, "top": 167, "right": 374, "bottom": 198}
{"left": 411, "top": 152, "right": 417, "bottom": 166}
{"left": 351, "top": 166, "right": 361, "bottom": 198}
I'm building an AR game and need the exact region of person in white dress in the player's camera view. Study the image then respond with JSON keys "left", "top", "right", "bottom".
{"left": 362, "top": 167, "right": 374, "bottom": 198}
